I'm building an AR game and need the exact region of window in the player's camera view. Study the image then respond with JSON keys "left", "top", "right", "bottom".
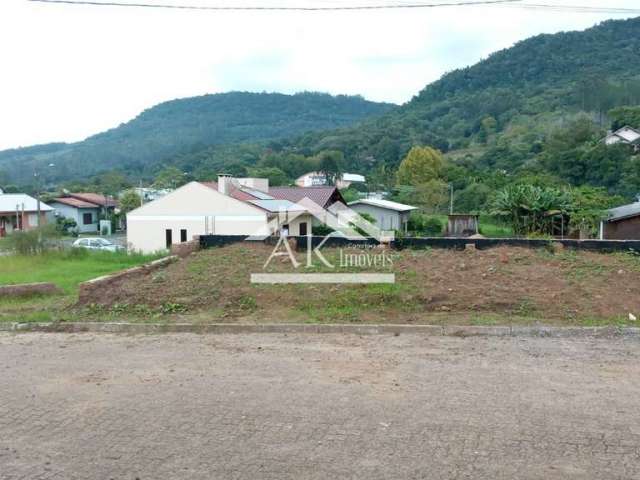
{"left": 299, "top": 222, "right": 308, "bottom": 236}
{"left": 83, "top": 212, "right": 93, "bottom": 225}
{"left": 165, "top": 229, "right": 173, "bottom": 248}
{"left": 79, "top": 239, "right": 89, "bottom": 247}
{"left": 180, "top": 229, "right": 187, "bottom": 243}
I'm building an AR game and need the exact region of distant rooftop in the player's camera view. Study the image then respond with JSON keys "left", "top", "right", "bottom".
{"left": 51, "top": 197, "right": 99, "bottom": 209}
{"left": 606, "top": 201, "right": 640, "bottom": 222}
{"left": 0, "top": 194, "right": 53, "bottom": 213}
{"left": 247, "top": 199, "right": 306, "bottom": 213}
{"left": 348, "top": 198, "right": 417, "bottom": 212}
{"left": 269, "top": 186, "right": 342, "bottom": 208}
{"left": 605, "top": 126, "right": 640, "bottom": 145}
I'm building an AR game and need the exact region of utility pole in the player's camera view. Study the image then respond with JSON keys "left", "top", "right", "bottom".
{"left": 34, "top": 171, "right": 41, "bottom": 228}
{"left": 449, "top": 183, "right": 454, "bottom": 215}
{"left": 34, "top": 163, "right": 55, "bottom": 228}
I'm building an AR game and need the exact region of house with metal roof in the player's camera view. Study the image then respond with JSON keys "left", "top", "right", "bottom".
{"left": 0, "top": 193, "right": 54, "bottom": 237}
{"left": 603, "top": 126, "right": 640, "bottom": 151}
{"left": 347, "top": 198, "right": 417, "bottom": 232}
{"left": 599, "top": 201, "right": 640, "bottom": 240}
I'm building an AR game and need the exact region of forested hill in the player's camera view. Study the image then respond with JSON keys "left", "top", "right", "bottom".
{"left": 0, "top": 92, "right": 394, "bottom": 184}
{"left": 3, "top": 16, "right": 640, "bottom": 197}
{"left": 274, "top": 16, "right": 640, "bottom": 178}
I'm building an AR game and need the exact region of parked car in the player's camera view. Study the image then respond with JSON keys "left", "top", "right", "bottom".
{"left": 72, "top": 237, "right": 124, "bottom": 252}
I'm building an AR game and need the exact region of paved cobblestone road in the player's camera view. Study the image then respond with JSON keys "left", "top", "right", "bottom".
{"left": 1, "top": 333, "right": 640, "bottom": 479}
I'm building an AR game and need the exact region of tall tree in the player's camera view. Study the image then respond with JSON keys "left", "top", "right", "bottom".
{"left": 154, "top": 167, "right": 188, "bottom": 189}
{"left": 317, "top": 150, "right": 344, "bottom": 186}
{"left": 396, "top": 146, "right": 444, "bottom": 186}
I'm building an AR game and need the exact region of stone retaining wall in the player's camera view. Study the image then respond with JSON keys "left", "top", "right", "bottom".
{"left": 0, "top": 282, "right": 62, "bottom": 298}
{"left": 170, "top": 237, "right": 201, "bottom": 257}
{"left": 77, "top": 256, "right": 178, "bottom": 304}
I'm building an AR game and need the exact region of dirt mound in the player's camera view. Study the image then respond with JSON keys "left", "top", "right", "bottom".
{"left": 78, "top": 243, "right": 640, "bottom": 324}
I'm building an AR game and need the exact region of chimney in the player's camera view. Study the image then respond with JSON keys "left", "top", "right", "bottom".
{"left": 217, "top": 174, "right": 232, "bottom": 195}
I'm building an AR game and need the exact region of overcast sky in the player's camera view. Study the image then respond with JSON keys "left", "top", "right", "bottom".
{"left": 0, "top": 0, "right": 638, "bottom": 150}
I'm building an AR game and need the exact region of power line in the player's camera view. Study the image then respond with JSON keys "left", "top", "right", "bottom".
{"left": 25, "top": 0, "right": 640, "bottom": 14}
{"left": 512, "top": 3, "right": 640, "bottom": 14}
{"left": 26, "top": 0, "right": 525, "bottom": 12}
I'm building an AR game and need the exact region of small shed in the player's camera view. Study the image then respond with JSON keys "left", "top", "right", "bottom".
{"left": 446, "top": 214, "right": 479, "bottom": 237}
{"left": 600, "top": 202, "right": 640, "bottom": 240}
{"left": 347, "top": 198, "right": 417, "bottom": 232}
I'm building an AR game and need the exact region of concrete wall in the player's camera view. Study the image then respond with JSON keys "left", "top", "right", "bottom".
{"left": 279, "top": 213, "right": 312, "bottom": 236}
{"left": 602, "top": 216, "right": 640, "bottom": 240}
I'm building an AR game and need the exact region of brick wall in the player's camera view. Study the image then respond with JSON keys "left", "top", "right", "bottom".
{"left": 603, "top": 216, "right": 640, "bottom": 240}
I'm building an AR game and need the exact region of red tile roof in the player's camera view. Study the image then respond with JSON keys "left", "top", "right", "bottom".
{"left": 268, "top": 186, "right": 344, "bottom": 208}
{"left": 67, "top": 193, "right": 118, "bottom": 208}
{"left": 51, "top": 197, "right": 100, "bottom": 209}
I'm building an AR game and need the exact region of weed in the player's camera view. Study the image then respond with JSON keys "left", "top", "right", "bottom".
{"left": 159, "top": 302, "right": 188, "bottom": 314}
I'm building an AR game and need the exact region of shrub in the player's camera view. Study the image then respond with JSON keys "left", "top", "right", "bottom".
{"left": 312, "top": 224, "right": 334, "bottom": 236}
{"left": 4, "top": 225, "right": 61, "bottom": 255}
{"left": 55, "top": 216, "right": 78, "bottom": 236}
{"left": 424, "top": 217, "right": 444, "bottom": 236}
{"left": 407, "top": 212, "right": 443, "bottom": 236}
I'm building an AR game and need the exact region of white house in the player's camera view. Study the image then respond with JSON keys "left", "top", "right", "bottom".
{"left": 347, "top": 198, "right": 417, "bottom": 232}
{"left": 0, "top": 193, "right": 54, "bottom": 237}
{"left": 49, "top": 197, "right": 101, "bottom": 233}
{"left": 604, "top": 126, "right": 640, "bottom": 150}
{"left": 126, "top": 176, "right": 313, "bottom": 253}
{"left": 49, "top": 193, "right": 118, "bottom": 234}
{"left": 295, "top": 171, "right": 366, "bottom": 189}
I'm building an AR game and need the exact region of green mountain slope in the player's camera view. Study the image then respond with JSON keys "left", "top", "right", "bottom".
{"left": 275, "top": 16, "right": 640, "bottom": 173}
{"left": 0, "top": 91, "right": 394, "bottom": 185}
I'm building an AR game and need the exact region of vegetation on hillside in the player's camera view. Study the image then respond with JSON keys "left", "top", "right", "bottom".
{"left": 0, "top": 92, "right": 394, "bottom": 185}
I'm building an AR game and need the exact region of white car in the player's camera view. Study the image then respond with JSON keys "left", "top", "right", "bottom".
{"left": 72, "top": 237, "right": 124, "bottom": 252}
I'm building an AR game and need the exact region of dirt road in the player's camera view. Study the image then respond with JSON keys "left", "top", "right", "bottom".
{"left": 1, "top": 333, "right": 639, "bottom": 479}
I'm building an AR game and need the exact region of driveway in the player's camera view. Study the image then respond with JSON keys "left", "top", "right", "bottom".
{"left": 1, "top": 333, "right": 639, "bottom": 479}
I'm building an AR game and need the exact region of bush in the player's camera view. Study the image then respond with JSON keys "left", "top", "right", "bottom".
{"left": 4, "top": 225, "right": 61, "bottom": 255}
{"left": 312, "top": 224, "right": 334, "bottom": 236}
{"left": 56, "top": 216, "right": 78, "bottom": 236}
{"left": 408, "top": 212, "right": 443, "bottom": 236}
{"left": 424, "top": 217, "right": 444, "bottom": 236}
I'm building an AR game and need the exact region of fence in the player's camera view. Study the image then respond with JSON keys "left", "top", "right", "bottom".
{"left": 199, "top": 234, "right": 640, "bottom": 253}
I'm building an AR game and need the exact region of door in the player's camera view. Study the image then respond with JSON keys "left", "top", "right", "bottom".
{"left": 299, "top": 222, "right": 308, "bottom": 236}
{"left": 165, "top": 229, "right": 173, "bottom": 249}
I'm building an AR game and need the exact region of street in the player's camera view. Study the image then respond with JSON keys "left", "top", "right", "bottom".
{"left": 1, "top": 332, "right": 639, "bottom": 479}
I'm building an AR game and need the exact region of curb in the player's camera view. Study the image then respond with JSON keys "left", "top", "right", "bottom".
{"left": 1, "top": 322, "right": 638, "bottom": 338}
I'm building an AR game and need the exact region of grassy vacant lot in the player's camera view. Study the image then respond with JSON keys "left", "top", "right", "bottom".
{"left": 0, "top": 250, "right": 160, "bottom": 323}
{"left": 423, "top": 214, "right": 513, "bottom": 238}
{"left": 76, "top": 243, "right": 640, "bottom": 327}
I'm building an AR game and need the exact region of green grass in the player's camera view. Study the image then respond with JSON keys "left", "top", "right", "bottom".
{"left": 478, "top": 215, "right": 513, "bottom": 238}
{"left": 418, "top": 214, "right": 513, "bottom": 238}
{"left": 0, "top": 249, "right": 160, "bottom": 294}
{"left": 0, "top": 249, "right": 162, "bottom": 324}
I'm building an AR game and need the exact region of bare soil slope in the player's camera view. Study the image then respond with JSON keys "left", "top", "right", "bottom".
{"left": 79, "top": 244, "right": 640, "bottom": 325}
